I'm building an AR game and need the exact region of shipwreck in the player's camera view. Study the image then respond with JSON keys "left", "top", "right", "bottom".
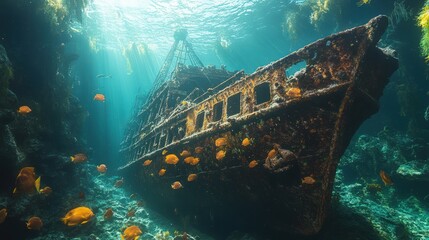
{"left": 118, "top": 16, "right": 398, "bottom": 235}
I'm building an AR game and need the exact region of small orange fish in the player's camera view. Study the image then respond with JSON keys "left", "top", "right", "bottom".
{"left": 286, "top": 87, "right": 301, "bottom": 98}
{"left": 93, "top": 93, "right": 105, "bottom": 102}
{"left": 27, "top": 216, "right": 43, "bottom": 230}
{"left": 248, "top": 160, "right": 258, "bottom": 168}
{"left": 180, "top": 150, "right": 191, "bottom": 158}
{"left": 187, "top": 174, "right": 197, "bottom": 182}
{"left": 136, "top": 201, "right": 144, "bottom": 207}
{"left": 115, "top": 178, "right": 124, "bottom": 188}
{"left": 190, "top": 157, "right": 200, "bottom": 165}
{"left": 165, "top": 154, "right": 179, "bottom": 164}
{"left": 302, "top": 176, "right": 316, "bottom": 185}
{"left": 61, "top": 206, "right": 95, "bottom": 226}
{"left": 215, "top": 137, "right": 227, "bottom": 147}
{"left": 216, "top": 150, "right": 226, "bottom": 160}
{"left": 127, "top": 209, "right": 136, "bottom": 218}
{"left": 39, "top": 186, "right": 52, "bottom": 195}
{"left": 194, "top": 147, "right": 204, "bottom": 154}
{"left": 0, "top": 208, "right": 7, "bottom": 224}
{"left": 143, "top": 160, "right": 152, "bottom": 166}
{"left": 242, "top": 138, "right": 251, "bottom": 147}
{"left": 13, "top": 167, "right": 41, "bottom": 194}
{"left": 171, "top": 181, "right": 183, "bottom": 190}
{"left": 71, "top": 153, "right": 87, "bottom": 163}
{"left": 17, "top": 106, "right": 32, "bottom": 115}
{"left": 162, "top": 149, "right": 168, "bottom": 155}
{"left": 121, "top": 225, "right": 143, "bottom": 240}
{"left": 184, "top": 156, "right": 194, "bottom": 164}
{"left": 159, "top": 169, "right": 166, "bottom": 176}
{"left": 379, "top": 170, "right": 393, "bottom": 186}
{"left": 97, "top": 164, "right": 107, "bottom": 173}
{"left": 267, "top": 149, "right": 277, "bottom": 159}
{"left": 104, "top": 208, "right": 113, "bottom": 220}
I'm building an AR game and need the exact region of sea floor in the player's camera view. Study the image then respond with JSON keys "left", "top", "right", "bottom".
{"left": 0, "top": 162, "right": 214, "bottom": 240}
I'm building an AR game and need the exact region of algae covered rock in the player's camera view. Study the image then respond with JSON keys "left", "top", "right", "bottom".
{"left": 0, "top": 44, "right": 13, "bottom": 104}
{"left": 396, "top": 161, "right": 429, "bottom": 182}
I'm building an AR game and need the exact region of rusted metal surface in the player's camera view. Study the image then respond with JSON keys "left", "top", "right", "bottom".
{"left": 119, "top": 16, "right": 398, "bottom": 235}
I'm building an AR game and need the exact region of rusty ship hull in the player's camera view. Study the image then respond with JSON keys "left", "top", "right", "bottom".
{"left": 119, "top": 16, "right": 398, "bottom": 235}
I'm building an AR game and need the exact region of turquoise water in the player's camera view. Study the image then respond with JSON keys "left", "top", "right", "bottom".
{"left": 0, "top": 0, "right": 428, "bottom": 239}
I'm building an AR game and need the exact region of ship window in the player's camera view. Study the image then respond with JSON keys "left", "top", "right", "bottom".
{"left": 286, "top": 60, "right": 307, "bottom": 78}
{"left": 177, "top": 120, "right": 186, "bottom": 139}
{"left": 227, "top": 93, "right": 241, "bottom": 116}
{"left": 195, "top": 112, "right": 205, "bottom": 131}
{"left": 255, "top": 82, "right": 270, "bottom": 104}
{"left": 213, "top": 101, "right": 223, "bottom": 122}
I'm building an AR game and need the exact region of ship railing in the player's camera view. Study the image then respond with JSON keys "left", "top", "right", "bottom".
{"left": 121, "top": 16, "right": 387, "bottom": 164}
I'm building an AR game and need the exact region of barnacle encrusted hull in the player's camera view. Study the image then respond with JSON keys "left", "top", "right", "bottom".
{"left": 119, "top": 16, "right": 398, "bottom": 235}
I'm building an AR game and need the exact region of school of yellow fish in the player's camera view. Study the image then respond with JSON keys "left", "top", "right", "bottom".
{"left": 142, "top": 136, "right": 264, "bottom": 191}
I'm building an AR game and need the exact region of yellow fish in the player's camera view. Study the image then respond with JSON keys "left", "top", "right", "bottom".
{"left": 302, "top": 176, "right": 316, "bottom": 185}
{"left": 121, "top": 225, "right": 143, "bottom": 240}
{"left": 242, "top": 138, "right": 251, "bottom": 147}
{"left": 180, "top": 150, "right": 191, "bottom": 158}
{"left": 165, "top": 154, "right": 179, "bottom": 164}
{"left": 194, "top": 147, "right": 204, "bottom": 154}
{"left": 93, "top": 93, "right": 105, "bottom": 102}
{"left": 267, "top": 149, "right": 277, "bottom": 159}
{"left": 61, "top": 206, "right": 95, "bottom": 226}
{"left": 162, "top": 149, "right": 168, "bottom": 155}
{"left": 158, "top": 169, "right": 166, "bottom": 176}
{"left": 190, "top": 157, "right": 200, "bottom": 165}
{"left": 216, "top": 150, "right": 226, "bottom": 160}
{"left": 215, "top": 137, "right": 227, "bottom": 147}
{"left": 17, "top": 106, "right": 32, "bottom": 115}
{"left": 171, "top": 181, "right": 183, "bottom": 190}
{"left": 143, "top": 160, "right": 152, "bottom": 166}
{"left": 97, "top": 164, "right": 107, "bottom": 173}
{"left": 13, "top": 167, "right": 41, "bottom": 194}
{"left": 379, "top": 170, "right": 393, "bottom": 186}
{"left": 248, "top": 160, "right": 258, "bottom": 168}
{"left": 187, "top": 174, "right": 197, "bottom": 182}
{"left": 184, "top": 156, "right": 194, "bottom": 164}
{"left": 71, "top": 153, "right": 88, "bottom": 163}
{"left": 27, "top": 216, "right": 43, "bottom": 230}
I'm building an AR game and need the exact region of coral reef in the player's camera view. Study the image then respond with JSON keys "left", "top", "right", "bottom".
{"left": 0, "top": 44, "right": 20, "bottom": 192}
{"left": 336, "top": 131, "right": 429, "bottom": 239}
{"left": 0, "top": 1, "right": 89, "bottom": 237}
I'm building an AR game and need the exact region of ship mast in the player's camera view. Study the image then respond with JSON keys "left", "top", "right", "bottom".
{"left": 148, "top": 29, "right": 204, "bottom": 100}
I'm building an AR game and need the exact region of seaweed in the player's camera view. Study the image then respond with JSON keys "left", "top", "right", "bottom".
{"left": 418, "top": 3, "right": 429, "bottom": 61}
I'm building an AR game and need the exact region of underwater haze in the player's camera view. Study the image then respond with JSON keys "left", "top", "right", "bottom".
{"left": 0, "top": 0, "right": 429, "bottom": 239}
